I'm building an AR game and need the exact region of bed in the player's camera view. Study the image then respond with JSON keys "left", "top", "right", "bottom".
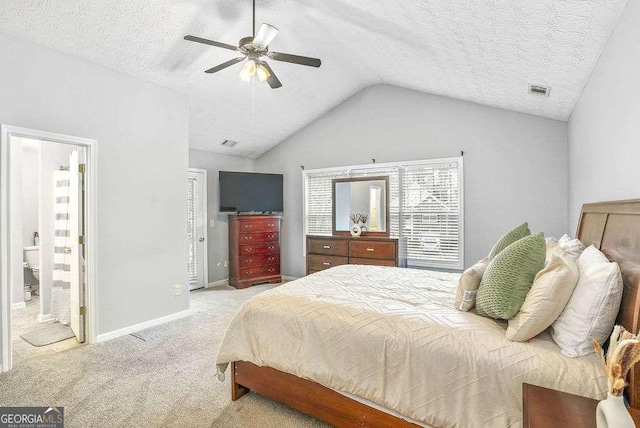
{"left": 216, "top": 199, "right": 640, "bottom": 427}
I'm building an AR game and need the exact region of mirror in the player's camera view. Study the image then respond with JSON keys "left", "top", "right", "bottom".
{"left": 333, "top": 176, "right": 389, "bottom": 236}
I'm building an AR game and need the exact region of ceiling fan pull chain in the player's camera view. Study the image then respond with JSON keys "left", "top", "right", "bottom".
{"left": 253, "top": 0, "right": 256, "bottom": 38}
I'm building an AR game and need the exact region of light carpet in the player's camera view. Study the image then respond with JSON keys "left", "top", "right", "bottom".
{"left": 0, "top": 284, "right": 329, "bottom": 427}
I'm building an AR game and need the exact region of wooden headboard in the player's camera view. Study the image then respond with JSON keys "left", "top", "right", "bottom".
{"left": 576, "top": 199, "right": 640, "bottom": 408}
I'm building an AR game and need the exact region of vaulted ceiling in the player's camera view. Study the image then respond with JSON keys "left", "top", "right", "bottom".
{"left": 0, "top": 0, "right": 629, "bottom": 158}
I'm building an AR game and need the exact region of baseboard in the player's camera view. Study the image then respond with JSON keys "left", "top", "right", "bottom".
{"left": 11, "top": 302, "right": 26, "bottom": 310}
{"left": 96, "top": 309, "right": 192, "bottom": 343}
{"left": 38, "top": 313, "right": 54, "bottom": 322}
{"left": 205, "top": 278, "right": 229, "bottom": 288}
{"left": 282, "top": 276, "right": 300, "bottom": 282}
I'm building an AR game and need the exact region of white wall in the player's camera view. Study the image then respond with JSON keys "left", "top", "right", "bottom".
{"left": 568, "top": 0, "right": 640, "bottom": 232}
{"left": 188, "top": 149, "right": 254, "bottom": 283}
{"left": 0, "top": 31, "right": 189, "bottom": 351}
{"left": 255, "top": 84, "right": 569, "bottom": 278}
{"left": 21, "top": 144, "right": 39, "bottom": 248}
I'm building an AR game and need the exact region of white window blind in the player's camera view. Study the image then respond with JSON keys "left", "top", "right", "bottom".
{"left": 187, "top": 177, "right": 198, "bottom": 286}
{"left": 303, "top": 158, "right": 463, "bottom": 270}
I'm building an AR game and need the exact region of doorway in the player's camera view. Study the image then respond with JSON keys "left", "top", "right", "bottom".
{"left": 187, "top": 168, "right": 208, "bottom": 290}
{"left": 1, "top": 125, "right": 97, "bottom": 372}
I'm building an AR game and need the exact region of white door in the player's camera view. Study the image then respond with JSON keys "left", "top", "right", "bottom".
{"left": 187, "top": 169, "right": 207, "bottom": 290}
{"left": 69, "top": 149, "right": 86, "bottom": 342}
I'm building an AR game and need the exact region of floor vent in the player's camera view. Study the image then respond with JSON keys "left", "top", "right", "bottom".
{"left": 220, "top": 139, "right": 238, "bottom": 148}
{"left": 529, "top": 85, "right": 551, "bottom": 97}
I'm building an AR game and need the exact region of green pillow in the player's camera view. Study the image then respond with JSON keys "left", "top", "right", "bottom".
{"left": 488, "top": 222, "right": 531, "bottom": 259}
{"left": 476, "top": 232, "right": 545, "bottom": 320}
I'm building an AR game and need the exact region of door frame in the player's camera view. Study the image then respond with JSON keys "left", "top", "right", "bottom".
{"left": 0, "top": 125, "right": 98, "bottom": 372}
{"left": 188, "top": 168, "right": 208, "bottom": 288}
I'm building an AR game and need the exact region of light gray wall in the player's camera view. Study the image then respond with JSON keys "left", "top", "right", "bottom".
{"left": 21, "top": 144, "right": 39, "bottom": 248}
{"left": 568, "top": 0, "right": 640, "bottom": 232}
{"left": 255, "top": 84, "right": 569, "bottom": 278}
{"left": 188, "top": 149, "right": 255, "bottom": 283}
{"left": 0, "top": 32, "right": 190, "bottom": 346}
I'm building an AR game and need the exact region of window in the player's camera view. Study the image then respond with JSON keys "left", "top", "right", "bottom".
{"left": 303, "top": 157, "right": 464, "bottom": 270}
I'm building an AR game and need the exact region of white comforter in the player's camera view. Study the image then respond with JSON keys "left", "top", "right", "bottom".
{"left": 216, "top": 265, "right": 607, "bottom": 427}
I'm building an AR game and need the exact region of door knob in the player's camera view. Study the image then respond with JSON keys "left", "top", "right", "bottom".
{"left": 199, "top": 237, "right": 205, "bottom": 242}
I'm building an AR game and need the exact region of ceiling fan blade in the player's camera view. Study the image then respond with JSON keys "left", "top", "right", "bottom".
{"left": 204, "top": 57, "right": 246, "bottom": 74}
{"left": 253, "top": 23, "right": 279, "bottom": 48}
{"left": 260, "top": 61, "right": 282, "bottom": 89}
{"left": 267, "top": 52, "right": 321, "bottom": 68}
{"left": 184, "top": 35, "right": 238, "bottom": 52}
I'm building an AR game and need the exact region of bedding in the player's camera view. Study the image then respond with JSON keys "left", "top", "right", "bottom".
{"left": 216, "top": 265, "right": 607, "bottom": 427}
{"left": 454, "top": 257, "right": 489, "bottom": 311}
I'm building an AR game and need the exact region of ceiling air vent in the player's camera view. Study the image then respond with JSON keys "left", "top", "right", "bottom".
{"left": 529, "top": 84, "right": 551, "bottom": 97}
{"left": 220, "top": 139, "right": 238, "bottom": 148}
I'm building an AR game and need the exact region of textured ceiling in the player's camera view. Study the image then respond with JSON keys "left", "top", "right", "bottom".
{"left": 0, "top": 0, "right": 629, "bottom": 158}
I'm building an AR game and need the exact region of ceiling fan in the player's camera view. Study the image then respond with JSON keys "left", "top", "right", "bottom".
{"left": 184, "top": 0, "right": 321, "bottom": 89}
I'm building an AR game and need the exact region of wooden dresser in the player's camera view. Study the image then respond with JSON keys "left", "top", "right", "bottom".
{"left": 306, "top": 235, "right": 403, "bottom": 275}
{"left": 229, "top": 215, "right": 282, "bottom": 289}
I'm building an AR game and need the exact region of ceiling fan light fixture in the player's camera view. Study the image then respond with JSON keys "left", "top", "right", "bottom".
{"left": 256, "top": 63, "right": 271, "bottom": 81}
{"left": 253, "top": 23, "right": 279, "bottom": 48}
{"left": 239, "top": 59, "right": 257, "bottom": 81}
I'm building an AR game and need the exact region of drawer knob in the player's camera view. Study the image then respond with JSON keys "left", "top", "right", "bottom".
{"left": 323, "top": 262, "right": 330, "bottom": 266}
{"left": 268, "top": 223, "right": 274, "bottom": 227}
{"left": 367, "top": 248, "right": 375, "bottom": 252}
{"left": 323, "top": 245, "right": 331, "bottom": 249}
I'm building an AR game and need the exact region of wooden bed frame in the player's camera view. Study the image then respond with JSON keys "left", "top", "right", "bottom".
{"left": 230, "top": 199, "right": 640, "bottom": 426}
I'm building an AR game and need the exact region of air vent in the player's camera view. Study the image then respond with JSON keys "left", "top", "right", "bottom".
{"left": 529, "top": 85, "right": 551, "bottom": 97}
{"left": 220, "top": 139, "right": 238, "bottom": 148}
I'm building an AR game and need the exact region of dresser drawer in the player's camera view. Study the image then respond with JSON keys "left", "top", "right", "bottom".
{"left": 239, "top": 253, "right": 279, "bottom": 267}
{"left": 239, "top": 218, "right": 280, "bottom": 233}
{"left": 308, "top": 254, "right": 348, "bottom": 271}
{"left": 307, "top": 238, "right": 348, "bottom": 256}
{"left": 240, "top": 243, "right": 280, "bottom": 256}
{"left": 239, "top": 231, "right": 279, "bottom": 244}
{"left": 349, "top": 240, "right": 396, "bottom": 260}
{"left": 349, "top": 258, "right": 396, "bottom": 267}
{"left": 239, "top": 264, "right": 280, "bottom": 279}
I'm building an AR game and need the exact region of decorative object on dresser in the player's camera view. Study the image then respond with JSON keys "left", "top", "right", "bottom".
{"left": 306, "top": 235, "right": 404, "bottom": 274}
{"left": 593, "top": 326, "right": 640, "bottom": 428}
{"left": 228, "top": 214, "right": 281, "bottom": 289}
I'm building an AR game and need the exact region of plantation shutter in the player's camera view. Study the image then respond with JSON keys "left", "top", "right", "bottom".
{"left": 187, "top": 177, "right": 198, "bottom": 287}
{"left": 400, "top": 160, "right": 462, "bottom": 269}
{"left": 305, "top": 170, "right": 349, "bottom": 235}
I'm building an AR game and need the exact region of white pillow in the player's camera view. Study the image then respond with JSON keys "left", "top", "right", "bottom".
{"left": 551, "top": 245, "right": 623, "bottom": 357}
{"left": 557, "top": 234, "right": 586, "bottom": 262}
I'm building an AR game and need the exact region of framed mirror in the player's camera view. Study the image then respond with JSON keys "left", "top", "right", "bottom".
{"left": 332, "top": 176, "right": 390, "bottom": 237}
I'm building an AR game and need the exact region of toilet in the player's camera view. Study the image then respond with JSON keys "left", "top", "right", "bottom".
{"left": 23, "top": 246, "right": 40, "bottom": 280}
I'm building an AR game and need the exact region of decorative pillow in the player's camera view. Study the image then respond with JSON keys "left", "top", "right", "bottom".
{"left": 454, "top": 258, "right": 490, "bottom": 311}
{"left": 551, "top": 245, "right": 623, "bottom": 357}
{"left": 476, "top": 232, "right": 546, "bottom": 320}
{"left": 488, "top": 222, "right": 531, "bottom": 259}
{"left": 506, "top": 254, "right": 579, "bottom": 342}
{"left": 545, "top": 237, "right": 563, "bottom": 264}
{"left": 557, "top": 234, "right": 586, "bottom": 262}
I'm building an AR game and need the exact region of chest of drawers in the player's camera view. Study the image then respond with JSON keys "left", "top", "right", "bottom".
{"left": 306, "top": 235, "right": 403, "bottom": 275}
{"left": 229, "top": 215, "right": 282, "bottom": 288}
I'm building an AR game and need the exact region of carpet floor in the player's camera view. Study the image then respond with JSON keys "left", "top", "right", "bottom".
{"left": 0, "top": 284, "right": 329, "bottom": 428}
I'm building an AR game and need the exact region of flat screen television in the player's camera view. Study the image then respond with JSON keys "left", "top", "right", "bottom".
{"left": 219, "top": 171, "right": 284, "bottom": 213}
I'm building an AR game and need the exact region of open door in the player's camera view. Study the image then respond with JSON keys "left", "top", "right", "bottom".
{"left": 68, "top": 149, "right": 86, "bottom": 342}
{"left": 187, "top": 169, "right": 207, "bottom": 290}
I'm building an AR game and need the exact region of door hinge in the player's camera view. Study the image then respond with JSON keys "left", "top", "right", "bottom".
{"left": 79, "top": 306, "right": 86, "bottom": 316}
{"left": 78, "top": 235, "right": 85, "bottom": 245}
{"left": 79, "top": 164, "right": 86, "bottom": 174}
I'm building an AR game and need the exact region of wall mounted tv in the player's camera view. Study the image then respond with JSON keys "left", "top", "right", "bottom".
{"left": 219, "top": 171, "right": 284, "bottom": 213}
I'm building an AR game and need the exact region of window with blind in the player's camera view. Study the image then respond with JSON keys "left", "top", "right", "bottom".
{"left": 303, "top": 157, "right": 463, "bottom": 270}
{"left": 187, "top": 176, "right": 198, "bottom": 287}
